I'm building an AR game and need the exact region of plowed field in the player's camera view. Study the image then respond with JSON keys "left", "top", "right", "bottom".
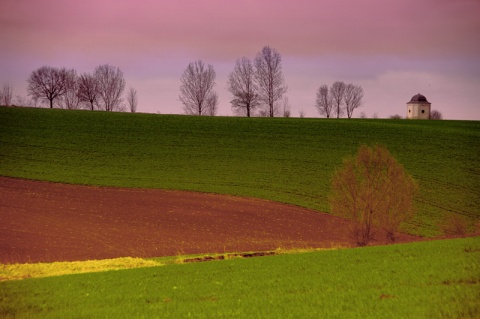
{"left": 0, "top": 177, "right": 419, "bottom": 263}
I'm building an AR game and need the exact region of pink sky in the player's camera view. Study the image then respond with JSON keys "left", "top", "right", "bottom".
{"left": 1, "top": 0, "right": 479, "bottom": 119}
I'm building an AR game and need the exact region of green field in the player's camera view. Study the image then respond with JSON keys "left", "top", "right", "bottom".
{"left": 1, "top": 237, "right": 478, "bottom": 318}
{"left": 1, "top": 107, "right": 479, "bottom": 236}
{"left": 1, "top": 107, "right": 479, "bottom": 318}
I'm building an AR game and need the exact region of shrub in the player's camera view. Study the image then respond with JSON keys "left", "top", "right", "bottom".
{"left": 330, "top": 145, "right": 417, "bottom": 245}
{"left": 438, "top": 213, "right": 470, "bottom": 236}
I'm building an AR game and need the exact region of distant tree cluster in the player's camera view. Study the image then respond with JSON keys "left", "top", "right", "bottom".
{"left": 315, "top": 81, "right": 364, "bottom": 118}
{"left": 25, "top": 64, "right": 137, "bottom": 112}
{"left": 429, "top": 110, "right": 443, "bottom": 120}
{"left": 0, "top": 83, "right": 13, "bottom": 106}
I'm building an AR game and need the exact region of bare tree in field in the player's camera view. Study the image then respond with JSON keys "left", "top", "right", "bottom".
{"left": 56, "top": 69, "right": 81, "bottom": 109}
{"left": 94, "top": 64, "right": 125, "bottom": 112}
{"left": 27, "top": 66, "right": 69, "bottom": 109}
{"left": 330, "top": 145, "right": 417, "bottom": 245}
{"left": 315, "top": 84, "right": 333, "bottom": 118}
{"left": 330, "top": 81, "right": 346, "bottom": 118}
{"left": 127, "top": 87, "right": 138, "bottom": 113}
{"left": 1, "top": 84, "right": 13, "bottom": 106}
{"left": 228, "top": 57, "right": 259, "bottom": 117}
{"left": 179, "top": 60, "right": 217, "bottom": 116}
{"left": 281, "top": 96, "right": 291, "bottom": 118}
{"left": 344, "top": 84, "right": 364, "bottom": 118}
{"left": 429, "top": 110, "right": 443, "bottom": 120}
{"left": 254, "top": 46, "right": 287, "bottom": 117}
{"left": 205, "top": 91, "right": 219, "bottom": 116}
{"left": 14, "top": 95, "right": 35, "bottom": 107}
{"left": 78, "top": 73, "right": 99, "bottom": 111}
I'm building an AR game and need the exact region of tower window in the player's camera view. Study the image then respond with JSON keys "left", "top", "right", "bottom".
{"left": 421, "top": 110, "right": 425, "bottom": 113}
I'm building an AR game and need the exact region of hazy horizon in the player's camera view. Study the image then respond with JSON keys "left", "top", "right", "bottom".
{"left": 1, "top": 0, "right": 479, "bottom": 119}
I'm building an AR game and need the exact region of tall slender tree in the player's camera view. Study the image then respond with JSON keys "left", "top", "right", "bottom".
{"left": 254, "top": 46, "right": 287, "bottom": 117}
{"left": 1, "top": 84, "right": 13, "bottom": 106}
{"left": 344, "top": 84, "right": 364, "bottom": 118}
{"left": 94, "top": 64, "right": 125, "bottom": 112}
{"left": 58, "top": 69, "right": 81, "bottom": 109}
{"left": 315, "top": 84, "right": 333, "bottom": 118}
{"left": 127, "top": 87, "right": 138, "bottom": 113}
{"left": 78, "top": 73, "right": 99, "bottom": 110}
{"left": 330, "top": 81, "right": 346, "bottom": 118}
{"left": 227, "top": 57, "right": 259, "bottom": 117}
{"left": 205, "top": 91, "right": 218, "bottom": 116}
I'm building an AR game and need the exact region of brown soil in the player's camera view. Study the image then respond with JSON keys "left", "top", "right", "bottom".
{"left": 0, "top": 177, "right": 420, "bottom": 264}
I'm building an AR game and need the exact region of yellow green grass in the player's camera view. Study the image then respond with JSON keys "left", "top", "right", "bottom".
{"left": 0, "top": 247, "right": 340, "bottom": 281}
{"left": 0, "top": 257, "right": 163, "bottom": 281}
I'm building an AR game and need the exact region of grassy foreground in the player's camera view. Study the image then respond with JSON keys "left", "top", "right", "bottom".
{"left": 1, "top": 107, "right": 479, "bottom": 237}
{"left": 1, "top": 237, "right": 478, "bottom": 318}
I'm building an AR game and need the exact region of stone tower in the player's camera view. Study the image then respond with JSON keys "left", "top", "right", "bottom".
{"left": 407, "top": 93, "right": 431, "bottom": 119}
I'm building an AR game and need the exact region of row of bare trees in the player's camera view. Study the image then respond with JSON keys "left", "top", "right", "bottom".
{"left": 26, "top": 65, "right": 138, "bottom": 112}
{"left": 316, "top": 81, "right": 364, "bottom": 118}
{"left": 227, "top": 46, "right": 287, "bottom": 117}
{"left": 179, "top": 46, "right": 288, "bottom": 117}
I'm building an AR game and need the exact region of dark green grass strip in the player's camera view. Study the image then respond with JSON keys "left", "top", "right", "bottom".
{"left": 1, "top": 237, "right": 478, "bottom": 318}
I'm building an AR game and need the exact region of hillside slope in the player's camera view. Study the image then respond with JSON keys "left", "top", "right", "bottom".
{"left": 1, "top": 107, "right": 479, "bottom": 236}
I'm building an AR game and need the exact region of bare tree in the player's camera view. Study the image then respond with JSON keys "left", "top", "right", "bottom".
{"left": 127, "top": 87, "right": 138, "bottom": 113}
{"left": 330, "top": 81, "right": 346, "bottom": 118}
{"left": 78, "top": 73, "right": 99, "bottom": 111}
{"left": 56, "top": 69, "right": 81, "bottom": 110}
{"left": 14, "top": 95, "right": 36, "bottom": 107}
{"left": 254, "top": 46, "right": 287, "bottom": 117}
{"left": 330, "top": 145, "right": 417, "bottom": 245}
{"left": 344, "top": 84, "right": 364, "bottom": 118}
{"left": 205, "top": 91, "right": 218, "bottom": 116}
{"left": 27, "top": 66, "right": 69, "bottom": 108}
{"left": 94, "top": 64, "right": 125, "bottom": 112}
{"left": 1, "top": 84, "right": 13, "bottom": 106}
{"left": 228, "top": 57, "right": 259, "bottom": 117}
{"left": 315, "top": 85, "right": 333, "bottom": 118}
{"left": 179, "top": 60, "right": 217, "bottom": 116}
{"left": 430, "top": 110, "right": 443, "bottom": 120}
{"left": 280, "top": 96, "right": 291, "bottom": 118}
